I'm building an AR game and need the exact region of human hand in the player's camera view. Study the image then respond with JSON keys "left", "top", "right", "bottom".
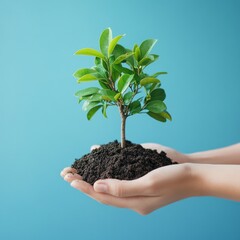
{"left": 61, "top": 143, "right": 194, "bottom": 215}
{"left": 61, "top": 162, "right": 196, "bottom": 215}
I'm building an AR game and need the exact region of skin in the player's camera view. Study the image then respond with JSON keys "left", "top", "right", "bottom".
{"left": 60, "top": 143, "right": 240, "bottom": 215}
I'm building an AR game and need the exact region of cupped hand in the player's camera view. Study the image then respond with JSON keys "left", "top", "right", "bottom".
{"left": 60, "top": 144, "right": 194, "bottom": 215}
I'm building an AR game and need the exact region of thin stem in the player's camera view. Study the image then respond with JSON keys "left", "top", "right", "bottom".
{"left": 119, "top": 104, "right": 127, "bottom": 148}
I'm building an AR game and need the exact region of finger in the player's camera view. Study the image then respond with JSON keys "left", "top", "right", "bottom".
{"left": 60, "top": 167, "right": 77, "bottom": 177}
{"left": 71, "top": 180, "right": 170, "bottom": 215}
{"left": 90, "top": 145, "right": 100, "bottom": 151}
{"left": 71, "top": 180, "right": 133, "bottom": 208}
{"left": 93, "top": 178, "right": 150, "bottom": 197}
{"left": 64, "top": 173, "right": 82, "bottom": 183}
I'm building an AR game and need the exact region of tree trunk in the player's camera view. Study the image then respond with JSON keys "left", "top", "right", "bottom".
{"left": 119, "top": 105, "right": 126, "bottom": 148}
{"left": 121, "top": 115, "right": 126, "bottom": 148}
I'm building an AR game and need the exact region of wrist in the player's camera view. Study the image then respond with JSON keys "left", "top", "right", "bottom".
{"left": 181, "top": 163, "right": 208, "bottom": 197}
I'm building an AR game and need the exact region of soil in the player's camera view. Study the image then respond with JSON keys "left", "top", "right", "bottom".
{"left": 72, "top": 140, "right": 177, "bottom": 185}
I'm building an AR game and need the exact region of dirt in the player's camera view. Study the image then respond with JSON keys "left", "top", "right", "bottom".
{"left": 72, "top": 140, "right": 177, "bottom": 185}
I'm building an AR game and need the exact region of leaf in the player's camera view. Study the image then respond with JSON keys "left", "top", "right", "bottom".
{"left": 99, "top": 80, "right": 111, "bottom": 89}
{"left": 145, "top": 100, "right": 166, "bottom": 113}
{"left": 138, "top": 55, "right": 154, "bottom": 66}
{"left": 88, "top": 93, "right": 103, "bottom": 102}
{"left": 102, "top": 102, "right": 107, "bottom": 118}
{"left": 99, "top": 28, "right": 112, "bottom": 57}
{"left": 75, "top": 87, "right": 100, "bottom": 98}
{"left": 139, "top": 39, "right": 157, "bottom": 58}
{"left": 87, "top": 105, "right": 102, "bottom": 120}
{"left": 160, "top": 111, "right": 172, "bottom": 121}
{"left": 111, "top": 67, "right": 120, "bottom": 82}
{"left": 149, "top": 82, "right": 161, "bottom": 92}
{"left": 113, "top": 64, "right": 133, "bottom": 75}
{"left": 73, "top": 68, "right": 96, "bottom": 79}
{"left": 150, "top": 88, "right": 166, "bottom": 101}
{"left": 99, "top": 89, "right": 117, "bottom": 101}
{"left": 92, "top": 66, "right": 107, "bottom": 79}
{"left": 114, "top": 52, "right": 134, "bottom": 64}
{"left": 77, "top": 74, "right": 98, "bottom": 83}
{"left": 114, "top": 92, "right": 122, "bottom": 100}
{"left": 95, "top": 57, "right": 101, "bottom": 66}
{"left": 152, "top": 72, "right": 168, "bottom": 78}
{"left": 117, "top": 74, "right": 134, "bottom": 93}
{"left": 75, "top": 48, "right": 105, "bottom": 59}
{"left": 140, "top": 77, "right": 160, "bottom": 86}
{"left": 125, "top": 49, "right": 137, "bottom": 68}
{"left": 112, "top": 44, "right": 126, "bottom": 58}
{"left": 129, "top": 100, "right": 141, "bottom": 114}
{"left": 108, "top": 34, "right": 125, "bottom": 56}
{"left": 82, "top": 101, "right": 101, "bottom": 112}
{"left": 133, "top": 44, "right": 141, "bottom": 61}
{"left": 147, "top": 111, "right": 166, "bottom": 122}
{"left": 123, "top": 92, "right": 134, "bottom": 105}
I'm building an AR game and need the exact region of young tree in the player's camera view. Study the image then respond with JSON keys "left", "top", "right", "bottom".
{"left": 74, "top": 28, "right": 171, "bottom": 148}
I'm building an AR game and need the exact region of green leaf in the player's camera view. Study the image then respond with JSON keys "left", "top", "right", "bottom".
{"left": 77, "top": 74, "right": 98, "bottom": 83}
{"left": 123, "top": 92, "right": 134, "bottom": 105}
{"left": 75, "top": 48, "right": 105, "bottom": 59}
{"left": 117, "top": 74, "right": 134, "bottom": 93}
{"left": 112, "top": 44, "right": 126, "bottom": 59}
{"left": 145, "top": 100, "right": 166, "bottom": 113}
{"left": 82, "top": 101, "right": 101, "bottom": 112}
{"left": 152, "top": 72, "right": 168, "bottom": 78}
{"left": 95, "top": 57, "right": 101, "bottom": 66}
{"left": 114, "top": 52, "right": 134, "bottom": 64}
{"left": 133, "top": 44, "right": 141, "bottom": 61}
{"left": 160, "top": 111, "right": 172, "bottom": 121}
{"left": 88, "top": 93, "right": 103, "bottom": 102}
{"left": 87, "top": 105, "right": 102, "bottom": 120}
{"left": 129, "top": 100, "right": 141, "bottom": 114}
{"left": 102, "top": 102, "right": 107, "bottom": 118}
{"left": 140, "top": 77, "right": 160, "bottom": 86}
{"left": 138, "top": 55, "right": 154, "bottom": 66}
{"left": 99, "top": 89, "right": 117, "bottom": 101}
{"left": 149, "top": 82, "right": 161, "bottom": 92}
{"left": 75, "top": 87, "right": 100, "bottom": 98}
{"left": 73, "top": 68, "right": 96, "bottom": 79}
{"left": 125, "top": 48, "right": 138, "bottom": 68}
{"left": 150, "top": 88, "right": 166, "bottom": 101}
{"left": 99, "top": 80, "right": 111, "bottom": 89}
{"left": 99, "top": 28, "right": 112, "bottom": 57}
{"left": 139, "top": 39, "right": 157, "bottom": 58}
{"left": 92, "top": 66, "right": 107, "bottom": 79}
{"left": 108, "top": 34, "right": 125, "bottom": 56}
{"left": 114, "top": 92, "right": 122, "bottom": 100}
{"left": 113, "top": 64, "right": 133, "bottom": 75}
{"left": 147, "top": 111, "right": 166, "bottom": 122}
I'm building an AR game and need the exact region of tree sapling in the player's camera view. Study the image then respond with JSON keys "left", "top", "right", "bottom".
{"left": 74, "top": 28, "right": 171, "bottom": 148}
{"left": 72, "top": 28, "right": 175, "bottom": 185}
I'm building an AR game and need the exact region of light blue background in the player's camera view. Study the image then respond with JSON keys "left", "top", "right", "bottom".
{"left": 1, "top": 0, "right": 240, "bottom": 239}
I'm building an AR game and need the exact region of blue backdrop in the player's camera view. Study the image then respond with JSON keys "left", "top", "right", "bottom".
{"left": 1, "top": 0, "right": 240, "bottom": 239}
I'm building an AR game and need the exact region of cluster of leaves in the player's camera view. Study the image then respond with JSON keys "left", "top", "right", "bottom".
{"left": 74, "top": 28, "right": 171, "bottom": 122}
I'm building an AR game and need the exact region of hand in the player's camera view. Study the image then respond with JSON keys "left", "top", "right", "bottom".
{"left": 61, "top": 163, "right": 195, "bottom": 215}
{"left": 60, "top": 143, "right": 193, "bottom": 215}
{"left": 61, "top": 143, "right": 240, "bottom": 215}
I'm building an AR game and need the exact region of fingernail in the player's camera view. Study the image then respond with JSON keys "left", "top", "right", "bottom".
{"left": 95, "top": 183, "right": 108, "bottom": 193}
{"left": 71, "top": 180, "right": 80, "bottom": 188}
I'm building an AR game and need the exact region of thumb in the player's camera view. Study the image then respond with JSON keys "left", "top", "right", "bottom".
{"left": 93, "top": 178, "right": 146, "bottom": 197}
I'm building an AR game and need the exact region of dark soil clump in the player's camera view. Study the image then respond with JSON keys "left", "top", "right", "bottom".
{"left": 72, "top": 140, "right": 177, "bottom": 185}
